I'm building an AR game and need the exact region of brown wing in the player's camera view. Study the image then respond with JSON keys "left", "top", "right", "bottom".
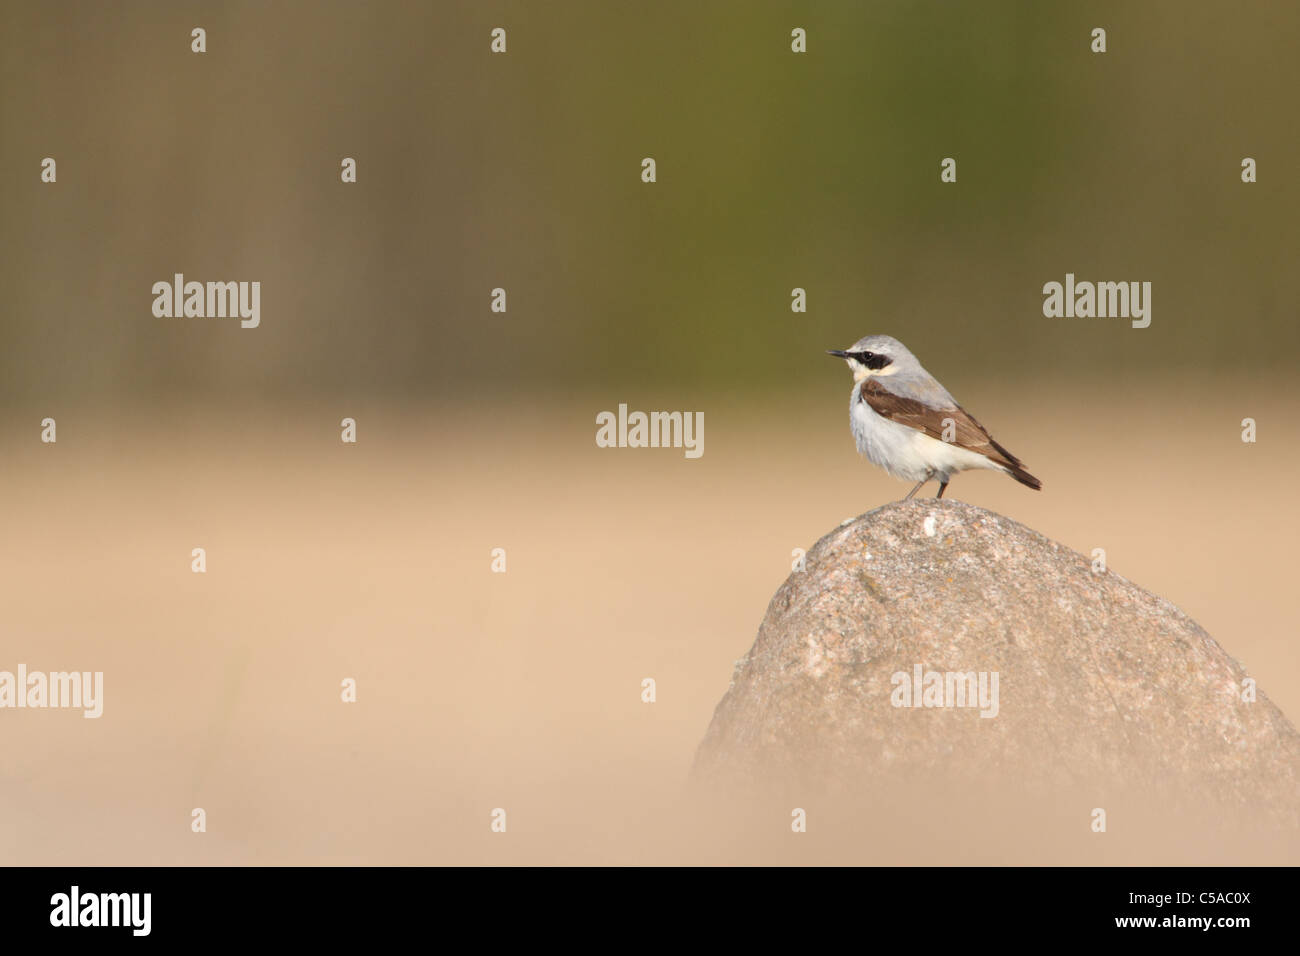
{"left": 859, "top": 378, "right": 1025, "bottom": 469}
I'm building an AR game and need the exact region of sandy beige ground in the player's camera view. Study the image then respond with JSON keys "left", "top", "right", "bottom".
{"left": 1, "top": 379, "right": 1295, "bottom": 864}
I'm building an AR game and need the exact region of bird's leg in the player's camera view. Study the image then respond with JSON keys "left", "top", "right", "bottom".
{"left": 935, "top": 479, "right": 949, "bottom": 499}
{"left": 903, "top": 471, "right": 933, "bottom": 501}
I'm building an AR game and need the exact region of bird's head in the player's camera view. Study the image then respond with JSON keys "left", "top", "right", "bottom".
{"left": 826, "top": 335, "right": 908, "bottom": 382}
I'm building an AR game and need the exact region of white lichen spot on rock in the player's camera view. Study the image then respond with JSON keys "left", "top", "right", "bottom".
{"left": 923, "top": 515, "right": 937, "bottom": 537}
{"left": 804, "top": 634, "right": 830, "bottom": 678}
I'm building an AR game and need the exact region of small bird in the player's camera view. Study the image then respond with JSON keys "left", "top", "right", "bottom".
{"left": 827, "top": 335, "right": 1041, "bottom": 500}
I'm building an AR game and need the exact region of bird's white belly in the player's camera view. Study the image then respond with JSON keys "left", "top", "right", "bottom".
{"left": 850, "top": 397, "right": 999, "bottom": 482}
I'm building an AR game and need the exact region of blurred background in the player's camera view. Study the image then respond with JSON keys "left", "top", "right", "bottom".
{"left": 0, "top": 1, "right": 1296, "bottom": 864}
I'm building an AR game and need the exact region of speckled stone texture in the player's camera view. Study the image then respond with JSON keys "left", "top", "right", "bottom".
{"left": 693, "top": 500, "right": 1300, "bottom": 827}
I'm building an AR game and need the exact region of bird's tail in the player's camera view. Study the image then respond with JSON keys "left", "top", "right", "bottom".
{"left": 1004, "top": 463, "right": 1042, "bottom": 491}
{"left": 986, "top": 436, "right": 1041, "bottom": 491}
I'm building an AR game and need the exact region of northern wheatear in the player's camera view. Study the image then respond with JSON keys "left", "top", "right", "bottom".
{"left": 827, "top": 335, "right": 1041, "bottom": 500}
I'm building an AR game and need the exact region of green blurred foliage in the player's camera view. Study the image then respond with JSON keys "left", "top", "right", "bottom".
{"left": 1, "top": 0, "right": 1296, "bottom": 403}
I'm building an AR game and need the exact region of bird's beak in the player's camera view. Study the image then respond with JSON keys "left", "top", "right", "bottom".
{"left": 826, "top": 349, "right": 849, "bottom": 358}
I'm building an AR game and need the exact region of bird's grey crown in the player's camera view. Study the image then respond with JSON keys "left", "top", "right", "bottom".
{"left": 844, "top": 334, "right": 914, "bottom": 364}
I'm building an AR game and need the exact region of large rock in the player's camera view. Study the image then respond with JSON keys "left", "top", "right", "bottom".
{"left": 693, "top": 500, "right": 1300, "bottom": 830}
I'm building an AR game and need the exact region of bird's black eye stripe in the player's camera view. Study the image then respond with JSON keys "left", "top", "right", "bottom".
{"left": 854, "top": 351, "right": 892, "bottom": 370}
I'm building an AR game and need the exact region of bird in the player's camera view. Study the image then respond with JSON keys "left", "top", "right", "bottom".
{"left": 827, "top": 335, "right": 1041, "bottom": 500}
